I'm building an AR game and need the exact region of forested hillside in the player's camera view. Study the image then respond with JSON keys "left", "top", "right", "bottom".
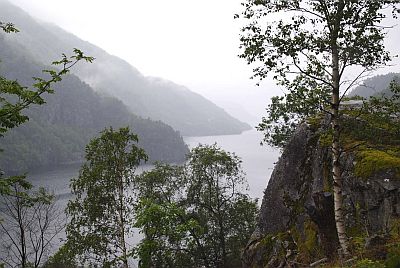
{"left": 348, "top": 72, "right": 400, "bottom": 98}
{"left": 0, "top": 0, "right": 251, "bottom": 136}
{"left": 0, "top": 35, "right": 188, "bottom": 173}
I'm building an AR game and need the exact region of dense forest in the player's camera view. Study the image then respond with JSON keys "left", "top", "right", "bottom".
{"left": 0, "top": 0, "right": 251, "bottom": 136}
{"left": 349, "top": 73, "right": 400, "bottom": 98}
{"left": 0, "top": 35, "right": 189, "bottom": 173}
{"left": 1, "top": 0, "right": 400, "bottom": 267}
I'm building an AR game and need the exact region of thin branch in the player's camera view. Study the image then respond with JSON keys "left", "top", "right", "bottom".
{"left": 341, "top": 141, "right": 367, "bottom": 153}
{"left": 339, "top": 68, "right": 370, "bottom": 102}
{"left": 317, "top": 0, "right": 333, "bottom": 32}
{"left": 300, "top": 51, "right": 332, "bottom": 78}
{"left": 339, "top": 56, "right": 349, "bottom": 79}
{"left": 292, "top": 59, "right": 334, "bottom": 88}
{"left": 287, "top": 7, "right": 325, "bottom": 20}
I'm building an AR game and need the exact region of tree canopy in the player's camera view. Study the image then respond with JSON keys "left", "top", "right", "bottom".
{"left": 135, "top": 144, "right": 258, "bottom": 268}
{"left": 238, "top": 0, "right": 399, "bottom": 148}
{"left": 65, "top": 127, "right": 147, "bottom": 267}
{"left": 238, "top": 0, "right": 400, "bottom": 256}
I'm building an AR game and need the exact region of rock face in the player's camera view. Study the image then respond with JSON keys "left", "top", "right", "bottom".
{"left": 242, "top": 122, "right": 400, "bottom": 267}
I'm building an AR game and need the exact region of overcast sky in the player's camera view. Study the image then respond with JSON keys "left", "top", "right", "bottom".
{"left": 7, "top": 0, "right": 400, "bottom": 124}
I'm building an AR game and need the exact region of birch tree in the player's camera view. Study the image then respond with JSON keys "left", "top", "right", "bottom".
{"left": 238, "top": 0, "right": 399, "bottom": 255}
{"left": 0, "top": 183, "right": 64, "bottom": 268}
{"left": 135, "top": 145, "right": 258, "bottom": 268}
{"left": 65, "top": 127, "right": 147, "bottom": 267}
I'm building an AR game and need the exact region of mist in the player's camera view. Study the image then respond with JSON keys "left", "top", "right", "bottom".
{"left": 2, "top": 0, "right": 281, "bottom": 125}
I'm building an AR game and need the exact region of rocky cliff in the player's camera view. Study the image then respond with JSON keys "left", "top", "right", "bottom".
{"left": 243, "top": 121, "right": 400, "bottom": 267}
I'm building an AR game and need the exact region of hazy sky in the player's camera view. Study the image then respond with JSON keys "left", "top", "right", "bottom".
{"left": 7, "top": 0, "right": 400, "bottom": 124}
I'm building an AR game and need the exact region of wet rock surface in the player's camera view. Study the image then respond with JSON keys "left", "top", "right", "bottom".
{"left": 243, "top": 122, "right": 400, "bottom": 267}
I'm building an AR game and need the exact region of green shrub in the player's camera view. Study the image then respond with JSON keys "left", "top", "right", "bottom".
{"left": 385, "top": 245, "right": 400, "bottom": 268}
{"left": 353, "top": 259, "right": 385, "bottom": 268}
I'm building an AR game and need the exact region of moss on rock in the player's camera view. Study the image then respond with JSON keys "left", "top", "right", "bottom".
{"left": 354, "top": 149, "right": 400, "bottom": 179}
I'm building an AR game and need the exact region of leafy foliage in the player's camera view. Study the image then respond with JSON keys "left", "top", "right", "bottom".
{"left": 257, "top": 83, "right": 330, "bottom": 147}
{"left": 65, "top": 127, "right": 147, "bottom": 267}
{"left": 0, "top": 19, "right": 92, "bottom": 138}
{"left": 135, "top": 145, "right": 258, "bottom": 268}
{"left": 238, "top": 0, "right": 399, "bottom": 147}
{"left": 0, "top": 21, "right": 18, "bottom": 33}
{"left": 239, "top": 0, "right": 397, "bottom": 84}
{"left": 0, "top": 48, "right": 93, "bottom": 137}
{"left": 238, "top": 0, "right": 400, "bottom": 256}
{"left": 0, "top": 20, "right": 92, "bottom": 203}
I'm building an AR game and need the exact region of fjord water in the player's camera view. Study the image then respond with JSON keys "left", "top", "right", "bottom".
{"left": 28, "top": 130, "right": 280, "bottom": 200}
{"left": 27, "top": 129, "right": 280, "bottom": 201}
{"left": 24, "top": 128, "right": 280, "bottom": 264}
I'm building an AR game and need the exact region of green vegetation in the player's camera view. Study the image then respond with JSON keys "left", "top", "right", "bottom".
{"left": 64, "top": 127, "right": 147, "bottom": 267}
{"left": 0, "top": 42, "right": 93, "bottom": 137}
{"left": 0, "top": 19, "right": 92, "bottom": 197}
{"left": 2, "top": 0, "right": 400, "bottom": 267}
{"left": 341, "top": 82, "right": 400, "bottom": 179}
{"left": 0, "top": 19, "right": 94, "bottom": 268}
{"left": 238, "top": 0, "right": 400, "bottom": 255}
{"left": 44, "top": 132, "right": 257, "bottom": 267}
{"left": 260, "top": 106, "right": 400, "bottom": 267}
{"left": 322, "top": 231, "right": 400, "bottom": 268}
{"left": 0, "top": 10, "right": 254, "bottom": 267}
{"left": 134, "top": 144, "right": 258, "bottom": 267}
{"left": 257, "top": 83, "right": 330, "bottom": 148}
{"left": 0, "top": 35, "right": 189, "bottom": 172}
{"left": 295, "top": 221, "right": 322, "bottom": 264}
{"left": 0, "top": 0, "right": 250, "bottom": 137}
{"left": 354, "top": 149, "right": 400, "bottom": 179}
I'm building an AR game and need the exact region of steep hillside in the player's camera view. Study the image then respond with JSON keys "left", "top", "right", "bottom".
{"left": 0, "top": 33, "right": 189, "bottom": 173}
{"left": 0, "top": 0, "right": 251, "bottom": 136}
{"left": 348, "top": 72, "right": 400, "bottom": 98}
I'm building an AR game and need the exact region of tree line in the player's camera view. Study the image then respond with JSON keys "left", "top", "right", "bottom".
{"left": 2, "top": 0, "right": 400, "bottom": 266}
{"left": 1, "top": 127, "right": 258, "bottom": 267}
{"left": 0, "top": 25, "right": 257, "bottom": 268}
{"left": 41, "top": 128, "right": 257, "bottom": 267}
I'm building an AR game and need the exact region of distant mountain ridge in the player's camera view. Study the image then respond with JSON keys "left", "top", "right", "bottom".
{"left": 0, "top": 25, "right": 189, "bottom": 173}
{"left": 348, "top": 72, "right": 400, "bottom": 98}
{"left": 0, "top": 0, "right": 251, "bottom": 136}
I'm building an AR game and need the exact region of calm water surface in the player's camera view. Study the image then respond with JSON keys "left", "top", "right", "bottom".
{"left": 27, "top": 129, "right": 280, "bottom": 201}
{"left": 21, "top": 129, "right": 280, "bottom": 266}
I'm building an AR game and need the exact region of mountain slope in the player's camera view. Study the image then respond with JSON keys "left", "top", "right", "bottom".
{"left": 0, "top": 0, "right": 251, "bottom": 136}
{"left": 0, "top": 32, "right": 189, "bottom": 173}
{"left": 348, "top": 72, "right": 400, "bottom": 98}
